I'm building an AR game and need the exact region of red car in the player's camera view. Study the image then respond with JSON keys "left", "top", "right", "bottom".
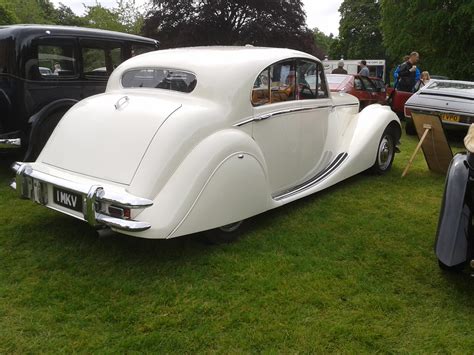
{"left": 326, "top": 74, "right": 387, "bottom": 110}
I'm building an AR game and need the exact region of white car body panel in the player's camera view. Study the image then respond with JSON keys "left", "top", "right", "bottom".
{"left": 12, "top": 47, "right": 401, "bottom": 239}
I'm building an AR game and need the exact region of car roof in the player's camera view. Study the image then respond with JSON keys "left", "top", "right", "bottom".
{"left": 107, "top": 46, "right": 320, "bottom": 100}
{"left": 0, "top": 24, "right": 158, "bottom": 45}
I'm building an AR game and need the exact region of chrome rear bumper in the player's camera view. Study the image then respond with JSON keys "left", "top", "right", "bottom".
{"left": 11, "top": 162, "right": 153, "bottom": 232}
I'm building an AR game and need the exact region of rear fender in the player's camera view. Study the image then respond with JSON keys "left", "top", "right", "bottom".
{"left": 122, "top": 129, "right": 272, "bottom": 239}
{"left": 435, "top": 153, "right": 471, "bottom": 266}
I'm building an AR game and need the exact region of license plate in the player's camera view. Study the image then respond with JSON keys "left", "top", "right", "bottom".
{"left": 441, "top": 113, "right": 460, "bottom": 122}
{"left": 53, "top": 186, "right": 83, "bottom": 212}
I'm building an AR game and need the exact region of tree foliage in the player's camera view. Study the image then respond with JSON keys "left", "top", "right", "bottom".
{"left": 83, "top": 0, "right": 145, "bottom": 34}
{"left": 329, "top": 0, "right": 385, "bottom": 60}
{"left": 312, "top": 27, "right": 334, "bottom": 58}
{"left": 143, "top": 0, "right": 322, "bottom": 57}
{"left": 380, "top": 0, "right": 473, "bottom": 79}
{"left": 0, "top": 3, "right": 19, "bottom": 25}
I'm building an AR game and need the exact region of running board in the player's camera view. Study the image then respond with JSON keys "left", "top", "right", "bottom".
{"left": 273, "top": 152, "right": 348, "bottom": 201}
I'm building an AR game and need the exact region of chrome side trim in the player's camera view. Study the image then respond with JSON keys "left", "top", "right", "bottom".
{"left": 0, "top": 138, "right": 21, "bottom": 149}
{"left": 273, "top": 152, "right": 348, "bottom": 201}
{"left": 11, "top": 162, "right": 152, "bottom": 232}
{"left": 234, "top": 105, "right": 332, "bottom": 127}
{"left": 406, "top": 105, "right": 474, "bottom": 117}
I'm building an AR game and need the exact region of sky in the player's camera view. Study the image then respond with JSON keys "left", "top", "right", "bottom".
{"left": 51, "top": 0, "right": 343, "bottom": 36}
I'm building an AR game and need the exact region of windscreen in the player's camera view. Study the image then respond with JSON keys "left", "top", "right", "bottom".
{"left": 122, "top": 68, "right": 197, "bottom": 93}
{"left": 326, "top": 75, "right": 347, "bottom": 84}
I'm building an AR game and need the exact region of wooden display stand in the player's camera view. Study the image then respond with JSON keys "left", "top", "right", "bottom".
{"left": 402, "top": 113, "right": 453, "bottom": 177}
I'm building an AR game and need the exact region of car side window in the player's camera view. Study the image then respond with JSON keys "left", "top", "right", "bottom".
{"left": 81, "top": 40, "right": 123, "bottom": 80}
{"left": 360, "top": 76, "right": 376, "bottom": 92}
{"left": 316, "top": 63, "right": 329, "bottom": 98}
{"left": 27, "top": 40, "right": 77, "bottom": 80}
{"left": 354, "top": 78, "right": 363, "bottom": 90}
{"left": 252, "top": 59, "right": 328, "bottom": 106}
{"left": 298, "top": 60, "right": 317, "bottom": 100}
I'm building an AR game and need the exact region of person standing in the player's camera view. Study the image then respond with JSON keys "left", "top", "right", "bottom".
{"left": 358, "top": 60, "right": 369, "bottom": 76}
{"left": 414, "top": 71, "right": 430, "bottom": 91}
{"left": 332, "top": 60, "right": 348, "bottom": 74}
{"left": 397, "top": 51, "right": 419, "bottom": 92}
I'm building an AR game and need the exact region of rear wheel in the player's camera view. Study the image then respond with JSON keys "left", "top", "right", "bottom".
{"left": 405, "top": 118, "right": 417, "bottom": 136}
{"left": 438, "top": 259, "right": 465, "bottom": 272}
{"left": 204, "top": 220, "right": 244, "bottom": 244}
{"left": 371, "top": 127, "right": 396, "bottom": 174}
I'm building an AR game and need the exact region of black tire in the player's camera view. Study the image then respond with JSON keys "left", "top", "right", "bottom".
{"left": 405, "top": 118, "right": 417, "bottom": 136}
{"left": 371, "top": 127, "right": 396, "bottom": 174}
{"left": 24, "top": 110, "right": 65, "bottom": 161}
{"left": 204, "top": 220, "right": 244, "bottom": 244}
{"left": 438, "top": 259, "right": 465, "bottom": 272}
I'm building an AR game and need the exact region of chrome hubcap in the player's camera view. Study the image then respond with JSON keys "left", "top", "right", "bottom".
{"left": 378, "top": 135, "right": 393, "bottom": 170}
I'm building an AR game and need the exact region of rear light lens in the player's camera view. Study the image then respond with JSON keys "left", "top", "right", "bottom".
{"left": 404, "top": 106, "right": 412, "bottom": 118}
{"left": 108, "top": 205, "right": 131, "bottom": 220}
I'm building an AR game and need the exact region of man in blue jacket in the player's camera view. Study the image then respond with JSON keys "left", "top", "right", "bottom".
{"left": 397, "top": 52, "right": 420, "bottom": 92}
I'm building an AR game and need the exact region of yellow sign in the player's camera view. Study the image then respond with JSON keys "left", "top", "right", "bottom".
{"left": 441, "top": 113, "right": 460, "bottom": 123}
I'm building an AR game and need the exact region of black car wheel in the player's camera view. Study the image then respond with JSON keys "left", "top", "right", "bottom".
{"left": 204, "top": 220, "right": 244, "bottom": 244}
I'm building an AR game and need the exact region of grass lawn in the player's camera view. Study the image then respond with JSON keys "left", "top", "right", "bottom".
{"left": 1, "top": 127, "right": 474, "bottom": 353}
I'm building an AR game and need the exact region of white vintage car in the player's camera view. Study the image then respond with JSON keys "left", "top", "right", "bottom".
{"left": 12, "top": 47, "right": 401, "bottom": 242}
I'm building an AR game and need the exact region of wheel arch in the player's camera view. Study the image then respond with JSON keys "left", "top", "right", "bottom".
{"left": 125, "top": 128, "right": 272, "bottom": 239}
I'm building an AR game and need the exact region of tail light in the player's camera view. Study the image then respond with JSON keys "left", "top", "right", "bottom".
{"left": 404, "top": 106, "right": 412, "bottom": 118}
{"left": 108, "top": 205, "right": 131, "bottom": 220}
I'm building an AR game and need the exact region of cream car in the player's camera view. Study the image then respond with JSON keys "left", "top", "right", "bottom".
{"left": 12, "top": 47, "right": 401, "bottom": 242}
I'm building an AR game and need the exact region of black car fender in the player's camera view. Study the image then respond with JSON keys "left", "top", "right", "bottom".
{"left": 24, "top": 98, "right": 78, "bottom": 160}
{"left": 435, "top": 153, "right": 471, "bottom": 267}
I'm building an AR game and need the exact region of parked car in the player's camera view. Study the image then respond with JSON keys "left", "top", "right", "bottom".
{"left": 0, "top": 25, "right": 158, "bottom": 159}
{"left": 388, "top": 89, "right": 413, "bottom": 127}
{"left": 436, "top": 123, "right": 474, "bottom": 271}
{"left": 405, "top": 80, "right": 474, "bottom": 135}
{"left": 11, "top": 47, "right": 401, "bottom": 242}
{"left": 326, "top": 74, "right": 387, "bottom": 110}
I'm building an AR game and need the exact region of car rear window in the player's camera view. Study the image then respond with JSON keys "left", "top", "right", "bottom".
{"left": 122, "top": 68, "right": 197, "bottom": 93}
{"left": 427, "top": 81, "right": 474, "bottom": 92}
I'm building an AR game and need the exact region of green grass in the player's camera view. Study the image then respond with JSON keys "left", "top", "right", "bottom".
{"left": 1, "top": 127, "right": 474, "bottom": 352}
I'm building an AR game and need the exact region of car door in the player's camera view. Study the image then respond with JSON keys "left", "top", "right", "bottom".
{"left": 360, "top": 75, "right": 378, "bottom": 106}
{"left": 251, "top": 59, "right": 331, "bottom": 197}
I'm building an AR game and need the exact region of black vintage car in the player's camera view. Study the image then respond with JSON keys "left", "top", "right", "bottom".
{"left": 425, "top": 81, "right": 474, "bottom": 271}
{"left": 0, "top": 25, "right": 158, "bottom": 160}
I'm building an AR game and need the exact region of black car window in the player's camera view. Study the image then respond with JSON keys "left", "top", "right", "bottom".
{"left": 27, "top": 41, "right": 77, "bottom": 80}
{"left": 122, "top": 69, "right": 197, "bottom": 93}
{"left": 81, "top": 40, "right": 123, "bottom": 79}
{"left": 131, "top": 44, "right": 157, "bottom": 57}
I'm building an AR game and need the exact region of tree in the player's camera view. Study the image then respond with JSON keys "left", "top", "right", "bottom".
{"left": 5, "top": 0, "right": 51, "bottom": 24}
{"left": 0, "top": 3, "right": 19, "bottom": 25}
{"left": 83, "top": 1, "right": 145, "bottom": 34}
{"left": 380, "top": 0, "right": 474, "bottom": 80}
{"left": 331, "top": 0, "right": 385, "bottom": 59}
{"left": 143, "top": 0, "right": 320, "bottom": 56}
{"left": 55, "top": 3, "right": 87, "bottom": 26}
{"left": 313, "top": 27, "right": 334, "bottom": 58}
